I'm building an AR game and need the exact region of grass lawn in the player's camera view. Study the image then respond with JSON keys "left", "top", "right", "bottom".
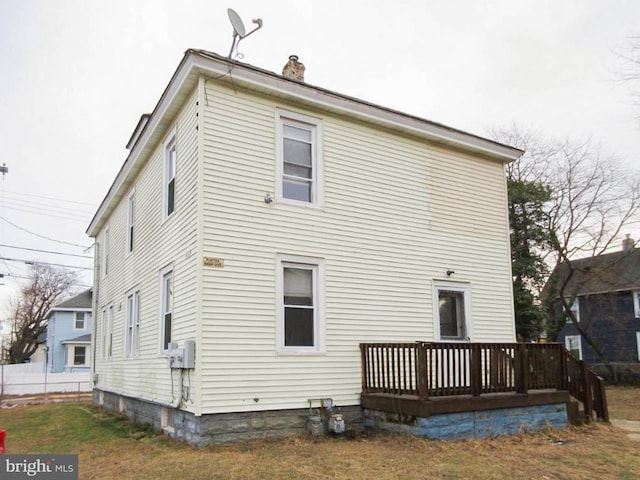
{"left": 0, "top": 386, "right": 637, "bottom": 480}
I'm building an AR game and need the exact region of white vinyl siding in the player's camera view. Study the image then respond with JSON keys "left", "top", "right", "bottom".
{"left": 93, "top": 90, "right": 199, "bottom": 410}
{"left": 198, "top": 81, "right": 514, "bottom": 414}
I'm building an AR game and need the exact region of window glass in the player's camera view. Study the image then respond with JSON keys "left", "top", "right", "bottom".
{"left": 162, "top": 270, "right": 173, "bottom": 350}
{"left": 74, "top": 346, "right": 86, "bottom": 365}
{"left": 283, "top": 266, "right": 315, "bottom": 347}
{"left": 75, "top": 312, "right": 85, "bottom": 330}
{"left": 439, "top": 290, "right": 465, "bottom": 339}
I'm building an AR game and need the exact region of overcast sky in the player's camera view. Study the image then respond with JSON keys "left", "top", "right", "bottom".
{"left": 0, "top": 0, "right": 639, "bottom": 314}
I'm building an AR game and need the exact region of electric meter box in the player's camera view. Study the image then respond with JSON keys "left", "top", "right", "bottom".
{"left": 183, "top": 340, "right": 196, "bottom": 369}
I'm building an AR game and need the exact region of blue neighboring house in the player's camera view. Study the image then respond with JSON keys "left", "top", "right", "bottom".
{"left": 545, "top": 237, "right": 640, "bottom": 364}
{"left": 45, "top": 289, "right": 92, "bottom": 373}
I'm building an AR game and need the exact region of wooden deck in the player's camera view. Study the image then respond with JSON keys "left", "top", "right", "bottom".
{"left": 360, "top": 342, "right": 608, "bottom": 422}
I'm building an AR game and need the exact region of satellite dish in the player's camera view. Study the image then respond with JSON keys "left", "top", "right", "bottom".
{"left": 227, "top": 8, "right": 246, "bottom": 38}
{"left": 226, "top": 8, "right": 264, "bottom": 58}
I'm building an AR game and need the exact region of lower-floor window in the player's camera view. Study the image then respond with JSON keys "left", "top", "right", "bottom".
{"left": 65, "top": 345, "right": 89, "bottom": 367}
{"left": 565, "top": 335, "right": 582, "bottom": 360}
{"left": 636, "top": 331, "right": 640, "bottom": 361}
{"left": 278, "top": 255, "right": 324, "bottom": 353}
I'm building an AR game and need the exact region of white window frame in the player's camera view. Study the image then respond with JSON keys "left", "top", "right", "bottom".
{"left": 163, "top": 127, "right": 177, "bottom": 221}
{"left": 633, "top": 291, "right": 640, "bottom": 318}
{"left": 433, "top": 282, "right": 472, "bottom": 341}
{"left": 101, "top": 305, "right": 113, "bottom": 360}
{"left": 125, "top": 289, "right": 140, "bottom": 358}
{"left": 74, "top": 312, "right": 86, "bottom": 331}
{"left": 126, "top": 189, "right": 135, "bottom": 256}
{"left": 102, "top": 225, "right": 110, "bottom": 277}
{"left": 65, "top": 345, "right": 90, "bottom": 367}
{"left": 276, "top": 255, "right": 325, "bottom": 354}
{"left": 565, "top": 335, "right": 582, "bottom": 360}
{"left": 636, "top": 331, "right": 640, "bottom": 361}
{"left": 275, "top": 109, "right": 323, "bottom": 207}
{"left": 159, "top": 265, "right": 174, "bottom": 353}
{"left": 566, "top": 298, "right": 580, "bottom": 323}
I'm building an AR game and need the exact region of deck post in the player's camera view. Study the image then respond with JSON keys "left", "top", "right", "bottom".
{"left": 470, "top": 344, "right": 481, "bottom": 397}
{"left": 360, "top": 344, "right": 368, "bottom": 393}
{"left": 417, "top": 342, "right": 428, "bottom": 401}
{"left": 580, "top": 360, "right": 594, "bottom": 421}
{"left": 515, "top": 343, "right": 529, "bottom": 394}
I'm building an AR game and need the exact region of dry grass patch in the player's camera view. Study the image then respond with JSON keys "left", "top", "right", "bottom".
{"left": 1, "top": 403, "right": 640, "bottom": 479}
{"left": 606, "top": 385, "right": 640, "bottom": 421}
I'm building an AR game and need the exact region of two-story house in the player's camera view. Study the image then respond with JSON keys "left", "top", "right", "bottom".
{"left": 547, "top": 236, "right": 640, "bottom": 366}
{"left": 87, "top": 50, "right": 523, "bottom": 444}
{"left": 45, "top": 289, "right": 92, "bottom": 373}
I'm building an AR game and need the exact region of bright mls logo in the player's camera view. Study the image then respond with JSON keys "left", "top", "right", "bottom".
{"left": 1, "top": 455, "right": 78, "bottom": 479}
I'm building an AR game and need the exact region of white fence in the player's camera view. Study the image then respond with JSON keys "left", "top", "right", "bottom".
{"left": 1, "top": 363, "right": 91, "bottom": 396}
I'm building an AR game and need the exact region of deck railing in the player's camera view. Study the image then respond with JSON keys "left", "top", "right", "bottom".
{"left": 360, "top": 342, "right": 608, "bottom": 421}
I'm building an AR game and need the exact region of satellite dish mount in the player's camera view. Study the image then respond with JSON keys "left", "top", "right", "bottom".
{"left": 227, "top": 8, "right": 263, "bottom": 59}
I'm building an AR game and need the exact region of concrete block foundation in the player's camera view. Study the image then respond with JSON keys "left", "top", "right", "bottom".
{"left": 363, "top": 403, "right": 568, "bottom": 440}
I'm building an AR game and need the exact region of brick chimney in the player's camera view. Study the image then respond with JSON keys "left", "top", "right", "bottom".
{"left": 282, "top": 55, "right": 305, "bottom": 82}
{"left": 622, "top": 233, "right": 635, "bottom": 252}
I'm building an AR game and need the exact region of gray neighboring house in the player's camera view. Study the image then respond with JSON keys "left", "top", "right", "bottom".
{"left": 545, "top": 237, "right": 640, "bottom": 364}
{"left": 45, "top": 289, "right": 93, "bottom": 373}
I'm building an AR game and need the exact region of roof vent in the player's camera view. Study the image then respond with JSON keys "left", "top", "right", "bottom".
{"left": 282, "top": 55, "right": 305, "bottom": 82}
{"left": 622, "top": 234, "right": 635, "bottom": 252}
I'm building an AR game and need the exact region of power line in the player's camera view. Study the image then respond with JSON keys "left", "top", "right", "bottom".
{"left": 2, "top": 205, "right": 90, "bottom": 224}
{"left": 0, "top": 216, "right": 91, "bottom": 248}
{"left": 1, "top": 189, "right": 96, "bottom": 208}
{"left": 1, "top": 196, "right": 94, "bottom": 216}
{"left": 0, "top": 273, "right": 92, "bottom": 289}
{"left": 0, "top": 244, "right": 93, "bottom": 259}
{"left": 0, "top": 256, "right": 93, "bottom": 271}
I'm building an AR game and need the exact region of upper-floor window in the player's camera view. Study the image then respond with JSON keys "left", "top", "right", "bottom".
{"left": 74, "top": 312, "right": 86, "bottom": 330}
{"left": 633, "top": 291, "right": 640, "bottom": 318}
{"left": 435, "top": 284, "right": 471, "bottom": 341}
{"left": 127, "top": 190, "right": 135, "bottom": 255}
{"left": 277, "top": 255, "right": 324, "bottom": 354}
{"left": 164, "top": 129, "right": 177, "bottom": 219}
{"left": 160, "top": 266, "right": 173, "bottom": 352}
{"left": 276, "top": 110, "right": 322, "bottom": 206}
{"left": 125, "top": 289, "right": 140, "bottom": 358}
{"left": 566, "top": 298, "right": 580, "bottom": 323}
{"left": 103, "top": 225, "right": 110, "bottom": 276}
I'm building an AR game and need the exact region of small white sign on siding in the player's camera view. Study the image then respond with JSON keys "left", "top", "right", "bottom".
{"left": 203, "top": 257, "right": 224, "bottom": 268}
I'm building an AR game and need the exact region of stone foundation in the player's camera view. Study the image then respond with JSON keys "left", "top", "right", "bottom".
{"left": 94, "top": 389, "right": 568, "bottom": 444}
{"left": 363, "top": 403, "right": 568, "bottom": 440}
{"left": 94, "top": 389, "right": 363, "bottom": 446}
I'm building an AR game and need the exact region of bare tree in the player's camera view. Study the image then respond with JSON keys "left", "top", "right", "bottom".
{"left": 6, "top": 263, "right": 77, "bottom": 364}
{"left": 492, "top": 125, "right": 640, "bottom": 371}
{"left": 615, "top": 35, "right": 640, "bottom": 107}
